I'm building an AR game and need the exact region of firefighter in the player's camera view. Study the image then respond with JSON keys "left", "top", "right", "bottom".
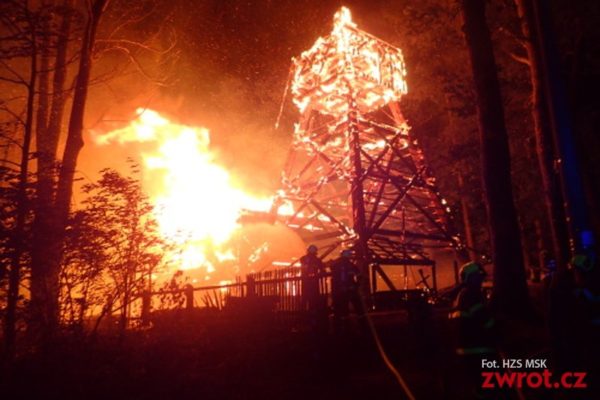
{"left": 300, "top": 245, "right": 327, "bottom": 334}
{"left": 449, "top": 261, "right": 497, "bottom": 398}
{"left": 450, "top": 262, "right": 495, "bottom": 355}
{"left": 573, "top": 252, "right": 600, "bottom": 311}
{"left": 548, "top": 258, "right": 579, "bottom": 374}
{"left": 300, "top": 245, "right": 325, "bottom": 310}
{"left": 330, "top": 249, "right": 364, "bottom": 334}
{"left": 570, "top": 251, "right": 600, "bottom": 396}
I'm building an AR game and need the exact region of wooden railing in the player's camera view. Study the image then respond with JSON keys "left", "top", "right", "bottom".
{"left": 133, "top": 265, "right": 438, "bottom": 327}
{"left": 139, "top": 267, "right": 332, "bottom": 323}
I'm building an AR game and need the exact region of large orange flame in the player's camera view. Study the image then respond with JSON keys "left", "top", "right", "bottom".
{"left": 95, "top": 108, "right": 272, "bottom": 275}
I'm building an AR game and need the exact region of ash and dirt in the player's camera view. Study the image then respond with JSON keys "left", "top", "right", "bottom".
{"left": 3, "top": 288, "right": 553, "bottom": 400}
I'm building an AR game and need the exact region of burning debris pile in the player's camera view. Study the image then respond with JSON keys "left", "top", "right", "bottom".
{"left": 95, "top": 109, "right": 274, "bottom": 279}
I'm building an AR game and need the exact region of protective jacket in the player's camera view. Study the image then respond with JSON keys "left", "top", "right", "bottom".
{"left": 330, "top": 257, "right": 360, "bottom": 294}
{"left": 450, "top": 285, "right": 495, "bottom": 355}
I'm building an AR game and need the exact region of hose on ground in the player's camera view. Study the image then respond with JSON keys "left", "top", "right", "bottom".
{"left": 359, "top": 294, "right": 417, "bottom": 400}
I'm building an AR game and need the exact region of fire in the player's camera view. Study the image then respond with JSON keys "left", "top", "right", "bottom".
{"left": 291, "top": 6, "right": 407, "bottom": 116}
{"left": 95, "top": 108, "right": 271, "bottom": 274}
{"left": 91, "top": 7, "right": 412, "bottom": 278}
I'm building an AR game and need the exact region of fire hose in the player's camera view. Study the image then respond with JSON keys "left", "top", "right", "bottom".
{"left": 358, "top": 293, "right": 417, "bottom": 400}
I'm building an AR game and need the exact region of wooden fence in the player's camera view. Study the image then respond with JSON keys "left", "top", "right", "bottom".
{"left": 139, "top": 267, "right": 332, "bottom": 323}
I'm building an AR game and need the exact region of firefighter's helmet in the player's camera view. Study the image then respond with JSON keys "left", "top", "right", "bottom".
{"left": 307, "top": 244, "right": 318, "bottom": 254}
{"left": 570, "top": 253, "right": 595, "bottom": 273}
{"left": 460, "top": 262, "right": 486, "bottom": 283}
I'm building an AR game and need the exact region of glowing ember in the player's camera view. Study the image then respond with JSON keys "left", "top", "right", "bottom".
{"left": 95, "top": 108, "right": 271, "bottom": 274}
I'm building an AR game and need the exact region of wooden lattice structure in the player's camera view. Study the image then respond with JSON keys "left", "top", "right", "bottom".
{"left": 252, "top": 8, "right": 465, "bottom": 291}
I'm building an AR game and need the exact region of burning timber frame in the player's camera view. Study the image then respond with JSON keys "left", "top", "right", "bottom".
{"left": 248, "top": 8, "right": 465, "bottom": 292}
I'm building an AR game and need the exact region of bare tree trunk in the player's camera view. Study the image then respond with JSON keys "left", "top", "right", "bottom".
{"left": 4, "top": 28, "right": 37, "bottom": 362}
{"left": 30, "top": 0, "right": 73, "bottom": 337}
{"left": 531, "top": 1, "right": 593, "bottom": 254}
{"left": 46, "top": 0, "right": 71, "bottom": 159}
{"left": 35, "top": 24, "right": 49, "bottom": 145}
{"left": 34, "top": 0, "right": 72, "bottom": 208}
{"left": 457, "top": 172, "right": 476, "bottom": 261}
{"left": 30, "top": 0, "right": 109, "bottom": 342}
{"left": 514, "top": 0, "right": 570, "bottom": 269}
{"left": 460, "top": 0, "right": 530, "bottom": 316}
{"left": 56, "top": 0, "right": 107, "bottom": 232}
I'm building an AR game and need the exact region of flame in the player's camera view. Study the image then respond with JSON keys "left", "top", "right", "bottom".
{"left": 95, "top": 108, "right": 272, "bottom": 275}
{"left": 291, "top": 6, "right": 408, "bottom": 116}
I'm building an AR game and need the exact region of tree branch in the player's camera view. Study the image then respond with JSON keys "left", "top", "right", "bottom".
{"left": 102, "top": 45, "right": 172, "bottom": 87}
{"left": 0, "top": 75, "right": 28, "bottom": 85}
{"left": 509, "top": 52, "right": 531, "bottom": 66}
{"left": 498, "top": 26, "right": 529, "bottom": 49}
{"left": 96, "top": 38, "right": 175, "bottom": 55}
{"left": 0, "top": 60, "right": 29, "bottom": 86}
{"left": 0, "top": 105, "right": 26, "bottom": 126}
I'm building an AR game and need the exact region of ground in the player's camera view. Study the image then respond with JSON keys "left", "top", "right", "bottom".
{"left": 1, "top": 283, "right": 594, "bottom": 400}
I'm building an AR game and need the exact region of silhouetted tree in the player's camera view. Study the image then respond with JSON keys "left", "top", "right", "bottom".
{"left": 0, "top": 0, "right": 43, "bottom": 359}
{"left": 513, "top": 0, "right": 569, "bottom": 268}
{"left": 459, "top": 0, "right": 530, "bottom": 316}
{"left": 25, "top": 0, "right": 177, "bottom": 343}
{"left": 27, "top": 0, "right": 109, "bottom": 346}
{"left": 61, "top": 167, "right": 169, "bottom": 334}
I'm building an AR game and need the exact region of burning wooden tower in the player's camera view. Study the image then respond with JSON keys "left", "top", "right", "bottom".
{"left": 263, "top": 8, "right": 465, "bottom": 292}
